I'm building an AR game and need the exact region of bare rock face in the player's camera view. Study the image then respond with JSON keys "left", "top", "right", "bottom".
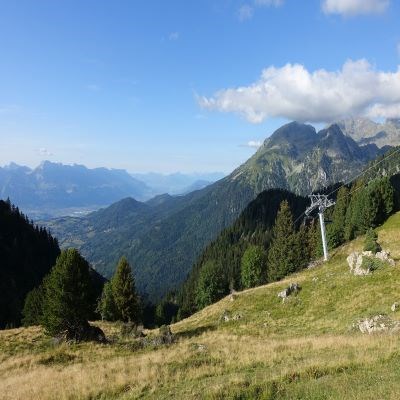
{"left": 375, "top": 250, "right": 396, "bottom": 267}
{"left": 355, "top": 315, "right": 400, "bottom": 334}
{"left": 347, "top": 252, "right": 370, "bottom": 276}
{"left": 347, "top": 250, "right": 395, "bottom": 276}
{"left": 391, "top": 302, "right": 399, "bottom": 312}
{"left": 278, "top": 283, "right": 301, "bottom": 301}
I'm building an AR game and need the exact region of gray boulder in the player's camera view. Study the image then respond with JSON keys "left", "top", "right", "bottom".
{"left": 347, "top": 252, "right": 370, "bottom": 276}
{"left": 355, "top": 314, "right": 400, "bottom": 334}
{"left": 347, "top": 250, "right": 395, "bottom": 276}
{"left": 278, "top": 283, "right": 301, "bottom": 301}
{"left": 375, "top": 250, "right": 396, "bottom": 267}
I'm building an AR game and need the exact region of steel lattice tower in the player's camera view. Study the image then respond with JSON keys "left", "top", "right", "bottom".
{"left": 305, "top": 194, "right": 335, "bottom": 261}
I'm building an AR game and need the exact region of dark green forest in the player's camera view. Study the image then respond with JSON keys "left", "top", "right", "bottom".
{"left": 170, "top": 172, "right": 400, "bottom": 322}
{"left": 0, "top": 199, "right": 60, "bottom": 329}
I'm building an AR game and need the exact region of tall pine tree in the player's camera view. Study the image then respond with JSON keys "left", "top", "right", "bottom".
{"left": 112, "top": 257, "right": 139, "bottom": 323}
{"left": 22, "top": 284, "right": 45, "bottom": 326}
{"left": 327, "top": 186, "right": 349, "bottom": 248}
{"left": 97, "top": 281, "right": 117, "bottom": 321}
{"left": 195, "top": 260, "right": 227, "bottom": 309}
{"left": 241, "top": 245, "right": 267, "bottom": 288}
{"left": 267, "top": 200, "right": 300, "bottom": 281}
{"left": 42, "top": 249, "right": 93, "bottom": 339}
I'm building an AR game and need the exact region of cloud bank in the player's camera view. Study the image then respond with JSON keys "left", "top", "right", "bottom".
{"left": 322, "top": 0, "right": 389, "bottom": 16}
{"left": 199, "top": 59, "right": 400, "bottom": 123}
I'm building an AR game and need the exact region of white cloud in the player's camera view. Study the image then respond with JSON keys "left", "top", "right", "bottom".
{"left": 199, "top": 59, "right": 400, "bottom": 123}
{"left": 37, "top": 148, "right": 53, "bottom": 157}
{"left": 246, "top": 140, "right": 263, "bottom": 148}
{"left": 322, "top": 0, "right": 389, "bottom": 16}
{"left": 238, "top": 4, "right": 254, "bottom": 21}
{"left": 169, "top": 32, "right": 179, "bottom": 41}
{"left": 237, "top": 0, "right": 283, "bottom": 21}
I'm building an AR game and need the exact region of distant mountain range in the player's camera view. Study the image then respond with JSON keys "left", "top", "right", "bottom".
{"left": 43, "top": 118, "right": 400, "bottom": 301}
{"left": 0, "top": 161, "right": 223, "bottom": 218}
{"left": 131, "top": 172, "right": 225, "bottom": 195}
{"left": 338, "top": 117, "right": 400, "bottom": 148}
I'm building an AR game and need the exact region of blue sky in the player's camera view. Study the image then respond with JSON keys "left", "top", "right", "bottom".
{"left": 0, "top": 0, "right": 399, "bottom": 173}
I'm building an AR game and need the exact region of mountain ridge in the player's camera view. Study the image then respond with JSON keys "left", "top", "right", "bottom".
{"left": 43, "top": 119, "right": 400, "bottom": 301}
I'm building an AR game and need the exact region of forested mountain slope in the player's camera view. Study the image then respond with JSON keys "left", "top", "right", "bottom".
{"left": 0, "top": 200, "right": 60, "bottom": 328}
{"left": 3, "top": 212, "right": 400, "bottom": 399}
{"left": 44, "top": 122, "right": 395, "bottom": 301}
{"left": 174, "top": 147, "right": 400, "bottom": 318}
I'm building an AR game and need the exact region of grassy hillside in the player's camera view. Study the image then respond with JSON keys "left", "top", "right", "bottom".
{"left": 2, "top": 212, "right": 400, "bottom": 399}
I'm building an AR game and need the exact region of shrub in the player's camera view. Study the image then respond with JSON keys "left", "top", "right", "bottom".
{"left": 363, "top": 229, "right": 381, "bottom": 254}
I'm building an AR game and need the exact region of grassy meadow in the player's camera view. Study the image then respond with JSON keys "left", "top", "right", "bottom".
{"left": 1, "top": 213, "right": 400, "bottom": 399}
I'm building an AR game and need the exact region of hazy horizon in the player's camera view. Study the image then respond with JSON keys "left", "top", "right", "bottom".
{"left": 1, "top": 0, "right": 399, "bottom": 172}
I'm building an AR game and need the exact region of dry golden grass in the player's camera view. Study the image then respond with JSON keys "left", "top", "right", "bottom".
{"left": 1, "top": 212, "right": 400, "bottom": 399}
{"left": 2, "top": 327, "right": 400, "bottom": 399}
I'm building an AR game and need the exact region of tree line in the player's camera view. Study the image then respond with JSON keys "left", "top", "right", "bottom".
{"left": 22, "top": 251, "right": 140, "bottom": 340}
{"left": 158, "top": 174, "right": 399, "bottom": 324}
{"left": 0, "top": 199, "right": 60, "bottom": 329}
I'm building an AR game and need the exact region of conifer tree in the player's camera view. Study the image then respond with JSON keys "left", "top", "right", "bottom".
{"left": 267, "top": 200, "right": 299, "bottom": 281}
{"left": 241, "top": 245, "right": 267, "bottom": 288}
{"left": 328, "top": 186, "right": 349, "bottom": 248}
{"left": 97, "top": 282, "right": 117, "bottom": 321}
{"left": 22, "top": 285, "right": 45, "bottom": 326}
{"left": 42, "top": 249, "right": 92, "bottom": 339}
{"left": 195, "top": 260, "right": 227, "bottom": 309}
{"left": 111, "top": 257, "right": 139, "bottom": 323}
{"left": 363, "top": 228, "right": 381, "bottom": 254}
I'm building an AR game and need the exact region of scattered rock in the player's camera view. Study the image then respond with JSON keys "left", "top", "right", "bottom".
{"left": 232, "top": 313, "right": 243, "bottom": 321}
{"left": 347, "top": 250, "right": 395, "bottom": 276}
{"left": 219, "top": 310, "right": 243, "bottom": 322}
{"left": 307, "top": 260, "right": 323, "bottom": 269}
{"left": 278, "top": 283, "right": 301, "bottom": 301}
{"left": 391, "top": 302, "right": 400, "bottom": 312}
{"left": 375, "top": 250, "right": 396, "bottom": 267}
{"left": 355, "top": 314, "right": 400, "bottom": 334}
{"left": 86, "top": 325, "right": 107, "bottom": 343}
{"left": 120, "top": 323, "right": 145, "bottom": 338}
{"left": 142, "top": 325, "right": 175, "bottom": 347}
{"left": 55, "top": 322, "right": 107, "bottom": 343}
{"left": 312, "top": 277, "right": 319, "bottom": 282}
{"left": 219, "top": 310, "right": 231, "bottom": 322}
{"left": 196, "top": 344, "right": 207, "bottom": 352}
{"left": 347, "top": 252, "right": 369, "bottom": 276}
{"left": 191, "top": 343, "right": 207, "bottom": 352}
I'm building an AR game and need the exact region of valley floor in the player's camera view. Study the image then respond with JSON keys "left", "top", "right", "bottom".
{"left": 2, "top": 213, "right": 400, "bottom": 400}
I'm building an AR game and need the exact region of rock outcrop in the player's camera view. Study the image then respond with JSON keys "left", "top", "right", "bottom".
{"left": 219, "top": 310, "right": 243, "bottom": 322}
{"left": 375, "top": 250, "right": 396, "bottom": 267}
{"left": 278, "top": 283, "right": 301, "bottom": 301}
{"left": 347, "top": 250, "right": 395, "bottom": 276}
{"left": 355, "top": 315, "right": 400, "bottom": 334}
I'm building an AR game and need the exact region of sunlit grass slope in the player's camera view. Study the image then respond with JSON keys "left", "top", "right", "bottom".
{"left": 1, "top": 212, "right": 400, "bottom": 400}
